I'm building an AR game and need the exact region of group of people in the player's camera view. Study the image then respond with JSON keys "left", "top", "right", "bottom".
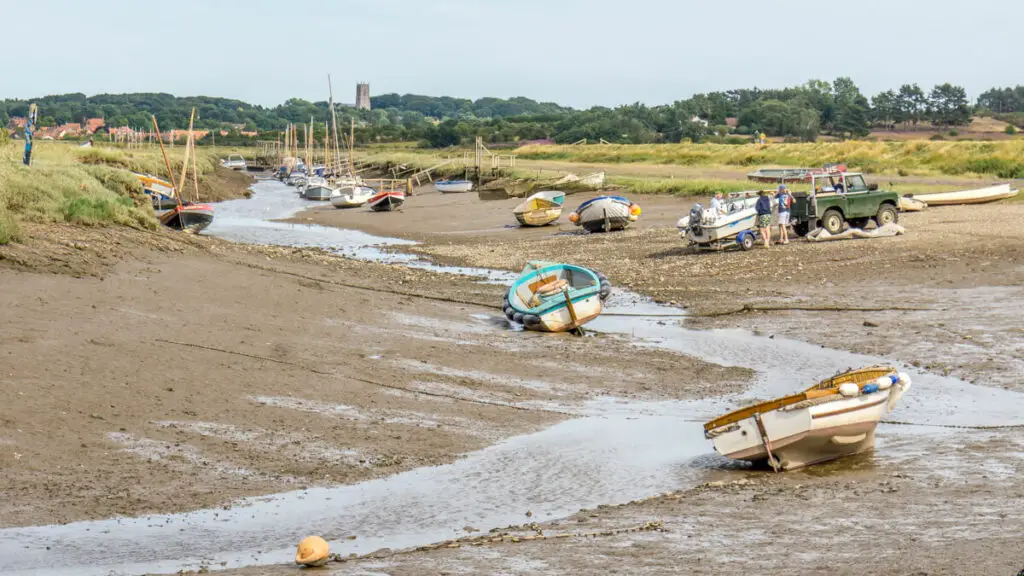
{"left": 755, "top": 185, "right": 792, "bottom": 248}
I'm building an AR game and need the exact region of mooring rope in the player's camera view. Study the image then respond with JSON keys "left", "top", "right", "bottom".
{"left": 154, "top": 338, "right": 577, "bottom": 417}
{"left": 881, "top": 419, "right": 1024, "bottom": 430}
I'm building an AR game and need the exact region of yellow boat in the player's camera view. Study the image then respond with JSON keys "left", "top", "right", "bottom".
{"left": 513, "top": 191, "right": 565, "bottom": 227}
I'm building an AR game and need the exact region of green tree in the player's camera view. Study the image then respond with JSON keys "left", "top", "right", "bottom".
{"left": 897, "top": 84, "right": 927, "bottom": 130}
{"left": 928, "top": 83, "right": 971, "bottom": 126}
{"left": 831, "top": 77, "right": 870, "bottom": 138}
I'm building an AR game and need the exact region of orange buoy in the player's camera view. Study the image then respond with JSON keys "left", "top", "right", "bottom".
{"left": 629, "top": 203, "right": 642, "bottom": 217}
{"left": 295, "top": 535, "right": 330, "bottom": 567}
{"left": 568, "top": 212, "right": 580, "bottom": 223}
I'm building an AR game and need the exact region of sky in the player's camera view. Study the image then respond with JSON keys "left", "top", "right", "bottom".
{"left": 1, "top": 0, "right": 1020, "bottom": 108}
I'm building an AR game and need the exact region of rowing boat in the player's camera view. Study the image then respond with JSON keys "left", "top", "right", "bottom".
{"left": 568, "top": 196, "right": 641, "bottom": 232}
{"left": 435, "top": 180, "right": 474, "bottom": 193}
{"left": 747, "top": 163, "right": 847, "bottom": 183}
{"left": 513, "top": 190, "right": 565, "bottom": 226}
{"left": 910, "top": 183, "right": 1019, "bottom": 206}
{"left": 368, "top": 191, "right": 405, "bottom": 212}
{"left": 502, "top": 261, "right": 611, "bottom": 333}
{"left": 158, "top": 203, "right": 215, "bottom": 233}
{"left": 704, "top": 366, "right": 912, "bottom": 471}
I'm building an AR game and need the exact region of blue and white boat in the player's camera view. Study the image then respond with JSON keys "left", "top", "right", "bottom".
{"left": 435, "top": 180, "right": 474, "bottom": 193}
{"left": 569, "top": 195, "right": 641, "bottom": 232}
{"left": 503, "top": 261, "right": 611, "bottom": 333}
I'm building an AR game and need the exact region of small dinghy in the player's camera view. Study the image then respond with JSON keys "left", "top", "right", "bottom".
{"left": 158, "top": 203, "right": 215, "bottom": 233}
{"left": 303, "top": 176, "right": 334, "bottom": 201}
{"left": 568, "top": 196, "right": 641, "bottom": 232}
{"left": 747, "top": 163, "right": 846, "bottom": 183}
{"left": 704, "top": 366, "right": 912, "bottom": 471}
{"left": 435, "top": 180, "right": 474, "bottom": 193}
{"left": 513, "top": 190, "right": 565, "bottom": 226}
{"left": 503, "top": 261, "right": 611, "bottom": 334}
{"left": 331, "top": 186, "right": 376, "bottom": 209}
{"left": 368, "top": 190, "right": 405, "bottom": 212}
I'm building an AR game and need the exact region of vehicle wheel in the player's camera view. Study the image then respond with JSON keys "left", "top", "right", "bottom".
{"left": 875, "top": 204, "right": 898, "bottom": 227}
{"left": 740, "top": 233, "right": 755, "bottom": 251}
{"left": 821, "top": 209, "right": 844, "bottom": 235}
{"left": 849, "top": 217, "right": 871, "bottom": 230}
{"left": 792, "top": 222, "right": 810, "bottom": 237}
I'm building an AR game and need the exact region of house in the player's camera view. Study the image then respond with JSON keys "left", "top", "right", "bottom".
{"left": 725, "top": 117, "right": 739, "bottom": 129}
{"left": 166, "top": 129, "right": 210, "bottom": 142}
{"left": 85, "top": 118, "right": 106, "bottom": 133}
{"left": 240, "top": 131, "right": 258, "bottom": 137}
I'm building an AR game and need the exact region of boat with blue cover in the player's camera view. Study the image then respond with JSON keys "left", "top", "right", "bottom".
{"left": 569, "top": 195, "right": 641, "bottom": 232}
{"left": 503, "top": 261, "right": 611, "bottom": 333}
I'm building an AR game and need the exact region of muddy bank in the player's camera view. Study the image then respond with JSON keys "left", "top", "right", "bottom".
{"left": 197, "top": 166, "right": 254, "bottom": 202}
{"left": 0, "top": 226, "right": 749, "bottom": 529}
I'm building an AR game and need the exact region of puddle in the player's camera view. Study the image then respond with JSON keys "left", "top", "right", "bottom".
{"left": 6, "top": 180, "right": 1021, "bottom": 576}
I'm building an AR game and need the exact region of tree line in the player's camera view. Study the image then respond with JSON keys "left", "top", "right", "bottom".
{"left": 1, "top": 79, "right": 1017, "bottom": 148}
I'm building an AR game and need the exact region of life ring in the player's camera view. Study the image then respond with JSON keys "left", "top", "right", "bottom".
{"left": 537, "top": 278, "right": 569, "bottom": 296}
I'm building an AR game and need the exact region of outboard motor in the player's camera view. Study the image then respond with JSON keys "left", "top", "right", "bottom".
{"left": 688, "top": 203, "right": 704, "bottom": 235}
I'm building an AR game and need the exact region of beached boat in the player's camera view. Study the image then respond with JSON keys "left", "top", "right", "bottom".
{"left": 554, "top": 171, "right": 606, "bottom": 189}
{"left": 158, "top": 203, "right": 215, "bottom": 233}
{"left": 909, "top": 183, "right": 1018, "bottom": 206}
{"left": 134, "top": 173, "right": 179, "bottom": 209}
{"left": 704, "top": 366, "right": 912, "bottom": 471}
{"left": 303, "top": 176, "right": 334, "bottom": 201}
{"left": 568, "top": 196, "right": 641, "bottom": 232}
{"left": 331, "top": 186, "right": 376, "bottom": 209}
{"left": 368, "top": 190, "right": 405, "bottom": 212}
{"left": 435, "top": 180, "right": 474, "bottom": 193}
{"left": 513, "top": 191, "right": 565, "bottom": 226}
{"left": 503, "top": 261, "right": 611, "bottom": 333}
{"left": 898, "top": 196, "right": 927, "bottom": 212}
{"left": 676, "top": 194, "right": 777, "bottom": 249}
{"left": 747, "top": 163, "right": 846, "bottom": 183}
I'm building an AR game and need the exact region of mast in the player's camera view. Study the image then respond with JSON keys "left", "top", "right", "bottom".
{"left": 328, "top": 75, "right": 343, "bottom": 178}
{"left": 348, "top": 117, "right": 354, "bottom": 174}
{"left": 151, "top": 115, "right": 182, "bottom": 208}
{"left": 178, "top": 108, "right": 196, "bottom": 204}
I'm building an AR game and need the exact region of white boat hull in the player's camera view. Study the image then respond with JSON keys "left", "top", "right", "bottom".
{"left": 577, "top": 199, "right": 636, "bottom": 232}
{"left": 436, "top": 181, "right": 473, "bottom": 193}
{"left": 708, "top": 380, "right": 910, "bottom": 470}
{"left": 304, "top": 185, "right": 334, "bottom": 201}
{"left": 913, "top": 183, "right": 1018, "bottom": 206}
{"left": 685, "top": 209, "right": 757, "bottom": 245}
{"left": 331, "top": 186, "right": 375, "bottom": 209}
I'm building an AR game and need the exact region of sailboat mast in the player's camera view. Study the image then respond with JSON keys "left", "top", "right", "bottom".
{"left": 328, "top": 75, "right": 343, "bottom": 177}
{"left": 151, "top": 115, "right": 182, "bottom": 208}
{"left": 178, "top": 108, "right": 196, "bottom": 203}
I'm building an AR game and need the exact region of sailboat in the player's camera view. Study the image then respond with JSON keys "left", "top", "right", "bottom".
{"left": 152, "top": 110, "right": 214, "bottom": 233}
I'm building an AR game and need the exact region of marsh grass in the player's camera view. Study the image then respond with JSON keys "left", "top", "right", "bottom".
{"left": 0, "top": 141, "right": 227, "bottom": 240}
{"left": 515, "top": 141, "right": 1024, "bottom": 179}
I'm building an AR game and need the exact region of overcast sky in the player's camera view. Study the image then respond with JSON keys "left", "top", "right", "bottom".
{"left": 1, "top": 0, "right": 1019, "bottom": 108}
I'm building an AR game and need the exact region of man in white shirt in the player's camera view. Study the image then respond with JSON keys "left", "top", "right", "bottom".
{"left": 709, "top": 192, "right": 725, "bottom": 214}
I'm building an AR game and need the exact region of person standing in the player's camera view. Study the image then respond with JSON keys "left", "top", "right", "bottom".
{"left": 755, "top": 190, "right": 773, "bottom": 247}
{"left": 710, "top": 191, "right": 724, "bottom": 214}
{"left": 775, "top": 184, "right": 792, "bottom": 244}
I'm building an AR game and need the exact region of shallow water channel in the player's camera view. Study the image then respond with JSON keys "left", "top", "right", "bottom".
{"left": 2, "top": 180, "right": 1021, "bottom": 576}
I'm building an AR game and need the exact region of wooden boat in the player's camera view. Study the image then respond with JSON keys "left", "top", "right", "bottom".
{"left": 513, "top": 190, "right": 565, "bottom": 226}
{"left": 435, "top": 180, "right": 474, "bottom": 193}
{"left": 704, "top": 366, "right": 912, "bottom": 471}
{"left": 909, "top": 183, "right": 1018, "bottom": 206}
{"left": 368, "top": 191, "right": 405, "bottom": 212}
{"left": 747, "top": 163, "right": 846, "bottom": 183}
{"left": 568, "top": 195, "right": 641, "bottom": 233}
{"left": 898, "top": 195, "right": 927, "bottom": 212}
{"left": 158, "top": 203, "right": 215, "bottom": 233}
{"left": 331, "top": 186, "right": 376, "bottom": 208}
{"left": 133, "top": 173, "right": 179, "bottom": 210}
{"left": 503, "top": 261, "right": 611, "bottom": 333}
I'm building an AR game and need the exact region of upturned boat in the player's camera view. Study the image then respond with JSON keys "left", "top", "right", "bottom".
{"left": 435, "top": 180, "right": 474, "bottom": 193}
{"left": 158, "top": 203, "right": 215, "bottom": 233}
{"left": 568, "top": 196, "right": 641, "bottom": 233}
{"left": 898, "top": 196, "right": 927, "bottom": 212}
{"left": 909, "top": 183, "right": 1018, "bottom": 206}
{"left": 503, "top": 261, "right": 611, "bottom": 333}
{"left": 513, "top": 190, "right": 565, "bottom": 226}
{"left": 368, "top": 190, "right": 405, "bottom": 212}
{"left": 704, "top": 366, "right": 912, "bottom": 471}
{"left": 331, "top": 185, "right": 376, "bottom": 208}
{"left": 747, "top": 163, "right": 847, "bottom": 183}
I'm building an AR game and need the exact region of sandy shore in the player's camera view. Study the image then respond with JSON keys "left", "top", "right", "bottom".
{"left": 1, "top": 179, "right": 1021, "bottom": 575}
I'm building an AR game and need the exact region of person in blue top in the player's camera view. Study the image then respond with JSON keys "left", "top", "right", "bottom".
{"left": 775, "top": 184, "right": 792, "bottom": 245}
{"left": 755, "top": 190, "right": 773, "bottom": 247}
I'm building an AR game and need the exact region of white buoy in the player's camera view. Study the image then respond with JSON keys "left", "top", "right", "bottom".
{"left": 898, "top": 372, "right": 912, "bottom": 385}
{"left": 839, "top": 383, "right": 860, "bottom": 397}
{"left": 876, "top": 376, "right": 893, "bottom": 390}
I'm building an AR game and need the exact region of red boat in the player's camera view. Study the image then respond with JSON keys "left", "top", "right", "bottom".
{"left": 368, "top": 191, "right": 405, "bottom": 212}
{"left": 158, "top": 203, "right": 215, "bottom": 232}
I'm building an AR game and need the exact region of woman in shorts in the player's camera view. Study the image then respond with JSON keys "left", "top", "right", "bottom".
{"left": 755, "top": 190, "right": 773, "bottom": 247}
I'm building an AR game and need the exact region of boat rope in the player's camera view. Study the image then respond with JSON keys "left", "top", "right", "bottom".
{"left": 326, "top": 520, "right": 667, "bottom": 564}
{"left": 692, "top": 304, "right": 933, "bottom": 318}
{"left": 154, "top": 338, "right": 577, "bottom": 417}
{"left": 881, "top": 419, "right": 1024, "bottom": 430}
